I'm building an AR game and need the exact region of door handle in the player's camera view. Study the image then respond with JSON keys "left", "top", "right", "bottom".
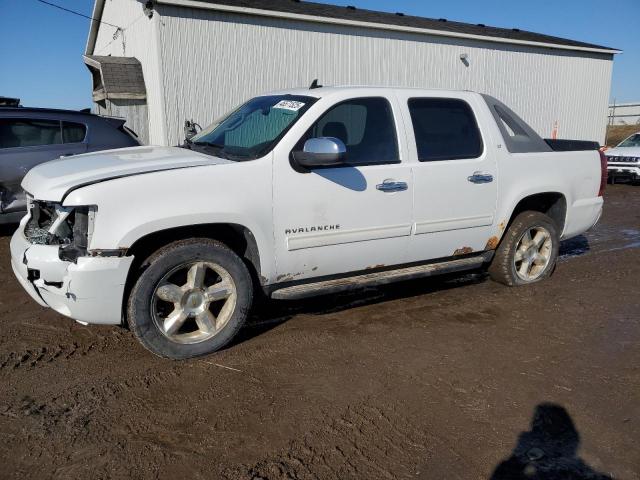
{"left": 376, "top": 179, "right": 408, "bottom": 192}
{"left": 467, "top": 171, "right": 494, "bottom": 184}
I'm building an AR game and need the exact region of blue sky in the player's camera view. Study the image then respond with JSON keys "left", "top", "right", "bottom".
{"left": 0, "top": 0, "right": 638, "bottom": 109}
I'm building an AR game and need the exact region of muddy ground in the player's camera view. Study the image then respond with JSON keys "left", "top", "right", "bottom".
{"left": 0, "top": 185, "right": 638, "bottom": 480}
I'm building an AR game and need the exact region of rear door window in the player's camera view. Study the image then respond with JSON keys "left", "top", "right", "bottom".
{"left": 408, "top": 98, "right": 483, "bottom": 161}
{"left": 62, "top": 122, "right": 87, "bottom": 143}
{"left": 0, "top": 118, "right": 62, "bottom": 149}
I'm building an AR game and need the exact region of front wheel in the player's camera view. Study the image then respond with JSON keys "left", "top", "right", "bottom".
{"left": 488, "top": 211, "right": 560, "bottom": 286}
{"left": 127, "top": 239, "right": 253, "bottom": 359}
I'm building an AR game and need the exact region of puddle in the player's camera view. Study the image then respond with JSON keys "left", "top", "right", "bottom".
{"left": 607, "top": 241, "right": 640, "bottom": 252}
{"left": 559, "top": 225, "right": 640, "bottom": 261}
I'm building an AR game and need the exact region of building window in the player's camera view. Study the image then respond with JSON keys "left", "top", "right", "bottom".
{"left": 408, "top": 98, "right": 483, "bottom": 161}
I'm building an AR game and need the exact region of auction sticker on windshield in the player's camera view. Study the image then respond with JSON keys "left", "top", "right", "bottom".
{"left": 273, "top": 100, "right": 306, "bottom": 112}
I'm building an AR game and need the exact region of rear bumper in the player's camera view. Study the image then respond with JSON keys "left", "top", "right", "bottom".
{"left": 10, "top": 223, "right": 134, "bottom": 325}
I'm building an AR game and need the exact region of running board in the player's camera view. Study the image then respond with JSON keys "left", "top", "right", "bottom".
{"left": 271, "top": 254, "right": 490, "bottom": 300}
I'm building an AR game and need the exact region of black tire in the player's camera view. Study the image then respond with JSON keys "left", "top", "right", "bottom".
{"left": 127, "top": 238, "right": 253, "bottom": 359}
{"left": 488, "top": 211, "right": 559, "bottom": 286}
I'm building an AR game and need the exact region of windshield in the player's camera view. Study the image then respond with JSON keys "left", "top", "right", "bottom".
{"left": 618, "top": 133, "right": 640, "bottom": 148}
{"left": 190, "top": 95, "right": 316, "bottom": 160}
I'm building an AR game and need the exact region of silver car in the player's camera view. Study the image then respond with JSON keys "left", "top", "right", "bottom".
{"left": 0, "top": 107, "right": 140, "bottom": 223}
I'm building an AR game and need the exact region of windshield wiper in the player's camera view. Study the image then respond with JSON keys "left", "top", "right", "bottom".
{"left": 190, "top": 141, "right": 252, "bottom": 161}
{"left": 191, "top": 141, "right": 241, "bottom": 160}
{"left": 193, "top": 141, "right": 224, "bottom": 149}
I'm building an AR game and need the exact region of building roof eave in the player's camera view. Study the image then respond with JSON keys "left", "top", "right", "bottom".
{"left": 85, "top": 0, "right": 106, "bottom": 55}
{"left": 156, "top": 0, "right": 620, "bottom": 55}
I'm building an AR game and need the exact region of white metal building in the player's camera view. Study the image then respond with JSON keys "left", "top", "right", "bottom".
{"left": 84, "top": 0, "right": 619, "bottom": 146}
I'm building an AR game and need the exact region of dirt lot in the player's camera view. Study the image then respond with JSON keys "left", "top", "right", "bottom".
{"left": 0, "top": 185, "right": 639, "bottom": 480}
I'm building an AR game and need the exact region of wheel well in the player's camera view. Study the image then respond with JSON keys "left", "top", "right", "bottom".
{"left": 509, "top": 192, "right": 567, "bottom": 233}
{"left": 121, "top": 223, "right": 262, "bottom": 325}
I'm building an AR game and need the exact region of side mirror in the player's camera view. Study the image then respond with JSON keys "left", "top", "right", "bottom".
{"left": 184, "top": 119, "right": 200, "bottom": 141}
{"left": 293, "top": 137, "right": 347, "bottom": 168}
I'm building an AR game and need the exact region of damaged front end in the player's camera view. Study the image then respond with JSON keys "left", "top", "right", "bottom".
{"left": 10, "top": 198, "right": 133, "bottom": 325}
{"left": 24, "top": 199, "right": 94, "bottom": 262}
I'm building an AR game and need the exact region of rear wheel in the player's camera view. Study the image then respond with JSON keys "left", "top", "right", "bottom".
{"left": 128, "top": 239, "right": 253, "bottom": 359}
{"left": 488, "top": 211, "right": 559, "bottom": 286}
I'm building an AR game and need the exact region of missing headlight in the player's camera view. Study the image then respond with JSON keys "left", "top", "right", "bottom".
{"left": 24, "top": 201, "right": 62, "bottom": 245}
{"left": 58, "top": 209, "right": 88, "bottom": 261}
{"left": 59, "top": 207, "right": 93, "bottom": 262}
{"left": 24, "top": 201, "right": 96, "bottom": 262}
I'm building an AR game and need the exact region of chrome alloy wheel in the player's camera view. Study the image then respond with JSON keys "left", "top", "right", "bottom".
{"left": 151, "top": 262, "right": 237, "bottom": 344}
{"left": 513, "top": 226, "right": 553, "bottom": 282}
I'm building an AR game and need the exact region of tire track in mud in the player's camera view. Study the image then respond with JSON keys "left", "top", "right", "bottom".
{"left": 1, "top": 364, "right": 183, "bottom": 431}
{"left": 0, "top": 364, "right": 188, "bottom": 479}
{"left": 0, "top": 328, "right": 135, "bottom": 372}
{"left": 223, "top": 403, "right": 436, "bottom": 480}
{"left": 0, "top": 342, "right": 94, "bottom": 370}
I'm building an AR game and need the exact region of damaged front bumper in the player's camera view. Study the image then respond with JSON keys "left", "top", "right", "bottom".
{"left": 10, "top": 215, "right": 134, "bottom": 325}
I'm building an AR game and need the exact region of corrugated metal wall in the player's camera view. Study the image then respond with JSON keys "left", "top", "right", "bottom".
{"left": 93, "top": 0, "right": 166, "bottom": 144}
{"left": 96, "top": 99, "right": 149, "bottom": 144}
{"left": 153, "top": 5, "right": 613, "bottom": 146}
{"left": 90, "top": 2, "right": 614, "bottom": 147}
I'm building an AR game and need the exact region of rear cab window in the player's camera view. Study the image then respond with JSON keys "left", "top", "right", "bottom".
{"left": 481, "top": 94, "right": 551, "bottom": 154}
{"left": 407, "top": 98, "right": 483, "bottom": 161}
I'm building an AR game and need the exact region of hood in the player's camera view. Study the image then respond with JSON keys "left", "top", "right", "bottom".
{"left": 606, "top": 146, "right": 640, "bottom": 158}
{"left": 22, "top": 146, "right": 231, "bottom": 202}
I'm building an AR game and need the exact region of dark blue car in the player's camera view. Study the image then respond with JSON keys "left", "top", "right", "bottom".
{"left": 0, "top": 107, "right": 140, "bottom": 223}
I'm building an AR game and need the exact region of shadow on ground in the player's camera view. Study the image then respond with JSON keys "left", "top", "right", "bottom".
{"left": 559, "top": 234, "right": 591, "bottom": 259}
{"left": 234, "top": 270, "right": 488, "bottom": 345}
{"left": 491, "top": 403, "right": 612, "bottom": 480}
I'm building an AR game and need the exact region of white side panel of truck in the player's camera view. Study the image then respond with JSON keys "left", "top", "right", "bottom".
{"left": 271, "top": 90, "right": 413, "bottom": 280}
{"left": 395, "top": 90, "right": 500, "bottom": 261}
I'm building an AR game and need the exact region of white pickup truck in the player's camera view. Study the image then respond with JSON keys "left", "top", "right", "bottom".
{"left": 10, "top": 86, "right": 607, "bottom": 359}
